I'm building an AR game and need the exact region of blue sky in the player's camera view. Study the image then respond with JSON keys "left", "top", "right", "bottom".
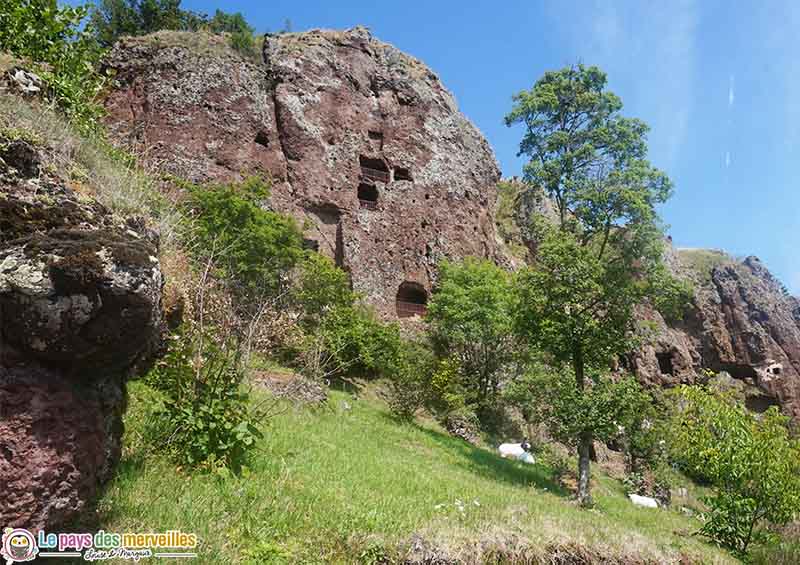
{"left": 112, "top": 1, "right": 800, "bottom": 292}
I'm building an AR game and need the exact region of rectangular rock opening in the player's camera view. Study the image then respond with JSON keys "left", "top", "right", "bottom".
{"left": 358, "top": 183, "right": 378, "bottom": 210}
{"left": 394, "top": 167, "right": 412, "bottom": 182}
{"left": 359, "top": 155, "right": 390, "bottom": 183}
{"left": 368, "top": 130, "right": 383, "bottom": 151}
{"left": 656, "top": 352, "right": 673, "bottom": 376}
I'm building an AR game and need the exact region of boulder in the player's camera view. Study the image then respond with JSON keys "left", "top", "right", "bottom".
{"left": 0, "top": 141, "right": 163, "bottom": 531}
{"left": 632, "top": 245, "right": 800, "bottom": 421}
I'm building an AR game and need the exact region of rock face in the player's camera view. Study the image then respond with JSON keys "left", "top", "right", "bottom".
{"left": 103, "top": 28, "right": 501, "bottom": 317}
{"left": 633, "top": 247, "right": 800, "bottom": 421}
{"left": 0, "top": 139, "right": 163, "bottom": 530}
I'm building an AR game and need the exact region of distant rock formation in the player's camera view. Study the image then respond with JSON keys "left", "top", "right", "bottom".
{"left": 633, "top": 246, "right": 800, "bottom": 421}
{"left": 0, "top": 138, "right": 163, "bottom": 530}
{"left": 103, "top": 27, "right": 501, "bottom": 318}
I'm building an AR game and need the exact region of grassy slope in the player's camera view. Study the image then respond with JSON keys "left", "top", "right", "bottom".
{"left": 89, "top": 383, "right": 737, "bottom": 564}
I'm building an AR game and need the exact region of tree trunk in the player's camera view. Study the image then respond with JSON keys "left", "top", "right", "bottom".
{"left": 577, "top": 431, "right": 593, "bottom": 507}
{"left": 573, "top": 342, "right": 593, "bottom": 507}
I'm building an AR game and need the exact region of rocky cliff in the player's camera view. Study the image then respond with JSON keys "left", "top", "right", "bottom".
{"left": 103, "top": 27, "right": 501, "bottom": 318}
{"left": 633, "top": 246, "right": 800, "bottom": 421}
{"left": 0, "top": 131, "right": 163, "bottom": 530}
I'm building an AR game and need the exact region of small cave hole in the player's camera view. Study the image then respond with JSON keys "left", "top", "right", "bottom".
{"left": 358, "top": 183, "right": 379, "bottom": 209}
{"left": 394, "top": 167, "right": 412, "bottom": 182}
{"left": 771, "top": 366, "right": 782, "bottom": 375}
{"left": 396, "top": 281, "right": 428, "bottom": 318}
{"left": 656, "top": 352, "right": 674, "bottom": 376}
{"left": 254, "top": 130, "right": 270, "bottom": 148}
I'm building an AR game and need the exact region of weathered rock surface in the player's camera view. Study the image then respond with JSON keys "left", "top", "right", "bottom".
{"left": 103, "top": 28, "right": 501, "bottom": 317}
{"left": 633, "top": 246, "right": 800, "bottom": 420}
{"left": 0, "top": 139, "right": 163, "bottom": 530}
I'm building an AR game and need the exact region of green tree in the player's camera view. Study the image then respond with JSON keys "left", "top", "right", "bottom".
{"left": 90, "top": 0, "right": 206, "bottom": 46}
{"left": 507, "top": 64, "right": 680, "bottom": 506}
{"left": 0, "top": 0, "right": 106, "bottom": 128}
{"left": 426, "top": 258, "right": 518, "bottom": 413}
{"left": 207, "top": 9, "right": 252, "bottom": 34}
{"left": 670, "top": 386, "right": 800, "bottom": 555}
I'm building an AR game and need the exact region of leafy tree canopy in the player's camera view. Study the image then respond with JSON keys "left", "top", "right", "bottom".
{"left": 507, "top": 64, "right": 687, "bottom": 506}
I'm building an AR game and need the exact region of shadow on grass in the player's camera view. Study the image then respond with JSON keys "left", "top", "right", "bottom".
{"left": 61, "top": 452, "right": 149, "bottom": 533}
{"left": 379, "top": 413, "right": 567, "bottom": 497}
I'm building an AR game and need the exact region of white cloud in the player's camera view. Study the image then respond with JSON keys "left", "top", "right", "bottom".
{"left": 728, "top": 74, "right": 735, "bottom": 108}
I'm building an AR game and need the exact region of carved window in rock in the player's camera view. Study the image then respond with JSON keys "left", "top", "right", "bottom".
{"left": 359, "top": 155, "right": 390, "bottom": 183}
{"left": 394, "top": 167, "right": 412, "bottom": 182}
{"left": 368, "top": 130, "right": 384, "bottom": 151}
{"left": 396, "top": 281, "right": 428, "bottom": 318}
{"left": 358, "top": 183, "right": 379, "bottom": 210}
{"left": 656, "top": 352, "right": 674, "bottom": 376}
{"left": 254, "top": 130, "right": 270, "bottom": 148}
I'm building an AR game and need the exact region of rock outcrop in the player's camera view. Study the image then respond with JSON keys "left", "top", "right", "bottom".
{"left": 633, "top": 246, "right": 800, "bottom": 420}
{"left": 102, "top": 27, "right": 501, "bottom": 318}
{"left": 0, "top": 138, "right": 163, "bottom": 530}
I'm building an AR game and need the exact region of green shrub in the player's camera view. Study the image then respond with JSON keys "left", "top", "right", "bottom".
{"left": 291, "top": 253, "right": 355, "bottom": 329}
{"left": 184, "top": 177, "right": 303, "bottom": 300}
{"left": 0, "top": 0, "right": 106, "bottom": 130}
{"left": 384, "top": 339, "right": 435, "bottom": 420}
{"left": 91, "top": 2, "right": 259, "bottom": 60}
{"left": 315, "top": 304, "right": 406, "bottom": 379}
{"left": 426, "top": 258, "right": 518, "bottom": 417}
{"left": 145, "top": 329, "right": 262, "bottom": 474}
{"left": 207, "top": 9, "right": 259, "bottom": 61}
{"left": 669, "top": 386, "right": 800, "bottom": 555}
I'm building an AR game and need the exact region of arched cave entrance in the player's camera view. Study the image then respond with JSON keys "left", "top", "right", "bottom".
{"left": 357, "top": 183, "right": 378, "bottom": 209}
{"left": 396, "top": 281, "right": 428, "bottom": 318}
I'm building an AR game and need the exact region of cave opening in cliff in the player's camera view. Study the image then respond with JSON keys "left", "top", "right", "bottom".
{"left": 359, "top": 155, "right": 390, "bottom": 183}
{"left": 394, "top": 167, "right": 412, "bottom": 182}
{"left": 358, "top": 183, "right": 379, "bottom": 209}
{"left": 656, "top": 352, "right": 674, "bottom": 376}
{"left": 396, "top": 282, "right": 428, "bottom": 318}
{"left": 254, "top": 130, "right": 270, "bottom": 148}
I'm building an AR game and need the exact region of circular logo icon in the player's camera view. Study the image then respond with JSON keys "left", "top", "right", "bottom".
{"left": 1, "top": 528, "right": 38, "bottom": 563}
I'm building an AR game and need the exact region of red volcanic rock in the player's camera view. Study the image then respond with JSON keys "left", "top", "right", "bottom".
{"left": 103, "top": 27, "right": 501, "bottom": 318}
{"left": 0, "top": 365, "right": 123, "bottom": 531}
